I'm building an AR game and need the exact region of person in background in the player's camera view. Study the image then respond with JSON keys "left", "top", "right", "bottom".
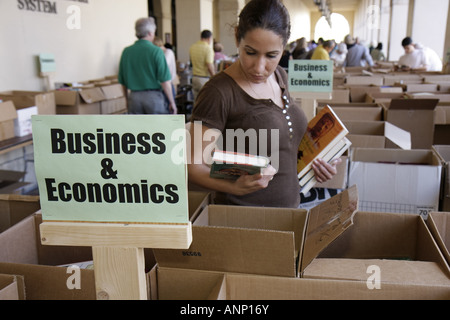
{"left": 214, "top": 42, "right": 229, "bottom": 62}
{"left": 311, "top": 39, "right": 335, "bottom": 60}
{"left": 189, "top": 30, "right": 216, "bottom": 100}
{"left": 343, "top": 34, "right": 374, "bottom": 67}
{"left": 118, "top": 17, "right": 176, "bottom": 114}
{"left": 397, "top": 37, "right": 443, "bottom": 72}
{"left": 330, "top": 41, "right": 347, "bottom": 66}
{"left": 292, "top": 37, "right": 308, "bottom": 60}
{"left": 187, "top": 0, "right": 340, "bottom": 208}
{"left": 371, "top": 42, "right": 386, "bottom": 61}
{"left": 154, "top": 36, "right": 179, "bottom": 105}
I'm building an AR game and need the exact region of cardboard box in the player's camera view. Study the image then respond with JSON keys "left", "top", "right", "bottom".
{"left": 347, "top": 85, "right": 402, "bottom": 102}
{"left": 383, "top": 99, "right": 438, "bottom": 149}
{"left": 14, "top": 106, "right": 38, "bottom": 137}
{"left": 54, "top": 87, "right": 105, "bottom": 114}
{"left": 344, "top": 121, "right": 411, "bottom": 149}
{"left": 0, "top": 213, "right": 97, "bottom": 300}
{"left": 434, "top": 106, "right": 450, "bottom": 145}
{"left": 433, "top": 145, "right": 450, "bottom": 211}
{"left": 0, "top": 91, "right": 55, "bottom": 115}
{"left": 345, "top": 75, "right": 384, "bottom": 86}
{"left": 99, "top": 83, "right": 127, "bottom": 114}
{"left": 401, "top": 83, "right": 439, "bottom": 93}
{"left": 0, "top": 274, "right": 25, "bottom": 300}
{"left": 317, "top": 89, "right": 350, "bottom": 104}
{"left": 317, "top": 103, "right": 383, "bottom": 121}
{"left": 0, "top": 194, "right": 40, "bottom": 233}
{"left": 154, "top": 187, "right": 358, "bottom": 278}
{"left": 365, "top": 92, "right": 407, "bottom": 104}
{"left": 383, "top": 74, "right": 424, "bottom": 86}
{"left": 303, "top": 211, "right": 450, "bottom": 283}
{"left": 0, "top": 191, "right": 210, "bottom": 299}
{"left": 427, "top": 211, "right": 450, "bottom": 267}
{"left": 0, "top": 101, "right": 18, "bottom": 141}
{"left": 348, "top": 148, "right": 442, "bottom": 217}
{"left": 218, "top": 272, "right": 450, "bottom": 300}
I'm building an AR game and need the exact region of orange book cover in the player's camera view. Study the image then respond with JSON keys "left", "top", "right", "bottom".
{"left": 297, "top": 105, "right": 348, "bottom": 178}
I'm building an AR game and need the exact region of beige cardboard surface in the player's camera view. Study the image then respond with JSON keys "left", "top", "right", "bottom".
{"left": 154, "top": 204, "right": 306, "bottom": 277}
{"left": 344, "top": 121, "right": 411, "bottom": 149}
{"left": 152, "top": 266, "right": 450, "bottom": 300}
{"left": 315, "top": 211, "right": 450, "bottom": 277}
{"left": 317, "top": 103, "right": 383, "bottom": 121}
{"left": 0, "top": 91, "right": 55, "bottom": 115}
{"left": 0, "top": 101, "right": 18, "bottom": 141}
{"left": 0, "top": 194, "right": 40, "bottom": 233}
{"left": 300, "top": 185, "right": 358, "bottom": 273}
{"left": 428, "top": 212, "right": 450, "bottom": 266}
{"left": 384, "top": 98, "right": 438, "bottom": 149}
{"left": 0, "top": 274, "right": 25, "bottom": 300}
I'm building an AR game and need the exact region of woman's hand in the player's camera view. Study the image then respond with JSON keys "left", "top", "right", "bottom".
{"left": 232, "top": 164, "right": 277, "bottom": 196}
{"left": 312, "top": 158, "right": 342, "bottom": 184}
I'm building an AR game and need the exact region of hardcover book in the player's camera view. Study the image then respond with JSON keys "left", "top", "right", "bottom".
{"left": 210, "top": 150, "right": 270, "bottom": 180}
{"left": 299, "top": 137, "right": 352, "bottom": 195}
{"left": 297, "top": 105, "right": 349, "bottom": 190}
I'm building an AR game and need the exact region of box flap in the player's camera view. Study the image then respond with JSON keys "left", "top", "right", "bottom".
{"left": 79, "top": 87, "right": 105, "bottom": 104}
{"left": 299, "top": 185, "right": 359, "bottom": 274}
{"left": 384, "top": 121, "right": 412, "bottom": 150}
{"left": 0, "top": 101, "right": 18, "bottom": 122}
{"left": 100, "top": 84, "right": 124, "bottom": 99}
{"left": 388, "top": 98, "right": 439, "bottom": 110}
{"left": 54, "top": 90, "right": 79, "bottom": 106}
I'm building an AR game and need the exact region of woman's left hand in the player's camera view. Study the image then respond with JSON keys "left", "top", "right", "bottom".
{"left": 312, "top": 158, "right": 342, "bottom": 183}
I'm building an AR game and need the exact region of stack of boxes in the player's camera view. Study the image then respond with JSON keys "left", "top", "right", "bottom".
{"left": 1, "top": 68, "right": 450, "bottom": 300}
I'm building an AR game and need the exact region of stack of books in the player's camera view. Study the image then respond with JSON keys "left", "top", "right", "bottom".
{"left": 297, "top": 105, "right": 351, "bottom": 195}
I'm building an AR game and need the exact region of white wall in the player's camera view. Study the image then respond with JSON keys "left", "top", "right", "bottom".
{"left": 285, "top": 0, "right": 311, "bottom": 42}
{"left": 0, "top": 0, "right": 148, "bottom": 92}
{"left": 412, "top": 0, "right": 449, "bottom": 60}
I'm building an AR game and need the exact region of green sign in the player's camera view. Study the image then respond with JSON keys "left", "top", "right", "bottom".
{"left": 38, "top": 53, "right": 56, "bottom": 73}
{"left": 288, "top": 60, "right": 333, "bottom": 93}
{"left": 32, "top": 115, "right": 189, "bottom": 224}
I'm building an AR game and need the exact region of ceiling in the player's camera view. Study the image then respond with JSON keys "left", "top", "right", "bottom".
{"left": 302, "top": 0, "right": 361, "bottom": 12}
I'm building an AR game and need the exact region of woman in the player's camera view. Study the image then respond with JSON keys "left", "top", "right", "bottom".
{"left": 188, "top": 0, "right": 340, "bottom": 208}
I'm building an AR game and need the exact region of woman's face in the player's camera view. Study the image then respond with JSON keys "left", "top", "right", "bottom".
{"left": 237, "top": 28, "right": 285, "bottom": 84}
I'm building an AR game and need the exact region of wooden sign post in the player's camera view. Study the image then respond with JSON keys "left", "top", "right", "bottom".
{"left": 33, "top": 115, "right": 192, "bottom": 300}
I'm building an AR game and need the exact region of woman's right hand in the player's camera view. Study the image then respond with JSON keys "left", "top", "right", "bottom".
{"left": 232, "top": 164, "right": 277, "bottom": 196}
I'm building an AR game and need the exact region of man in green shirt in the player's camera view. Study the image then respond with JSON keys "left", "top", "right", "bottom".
{"left": 119, "top": 17, "right": 177, "bottom": 114}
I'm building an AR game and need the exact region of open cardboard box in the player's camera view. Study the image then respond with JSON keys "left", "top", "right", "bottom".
{"left": 0, "top": 191, "right": 210, "bottom": 300}
{"left": 151, "top": 263, "right": 450, "bottom": 300}
{"left": 346, "top": 85, "right": 402, "bottom": 102}
{"left": 0, "top": 91, "right": 55, "bottom": 115}
{"left": 0, "top": 101, "right": 18, "bottom": 141}
{"left": 317, "top": 103, "right": 383, "bottom": 121}
{"left": 348, "top": 148, "right": 442, "bottom": 217}
{"left": 54, "top": 87, "right": 105, "bottom": 114}
{"left": 154, "top": 186, "right": 359, "bottom": 278}
{"left": 383, "top": 98, "right": 439, "bottom": 149}
{"left": 302, "top": 211, "right": 450, "bottom": 285}
{"left": 0, "top": 274, "right": 25, "bottom": 300}
{"left": 0, "top": 213, "right": 96, "bottom": 300}
{"left": 98, "top": 83, "right": 127, "bottom": 114}
{"left": 0, "top": 194, "right": 40, "bottom": 233}
{"left": 344, "top": 120, "right": 411, "bottom": 149}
